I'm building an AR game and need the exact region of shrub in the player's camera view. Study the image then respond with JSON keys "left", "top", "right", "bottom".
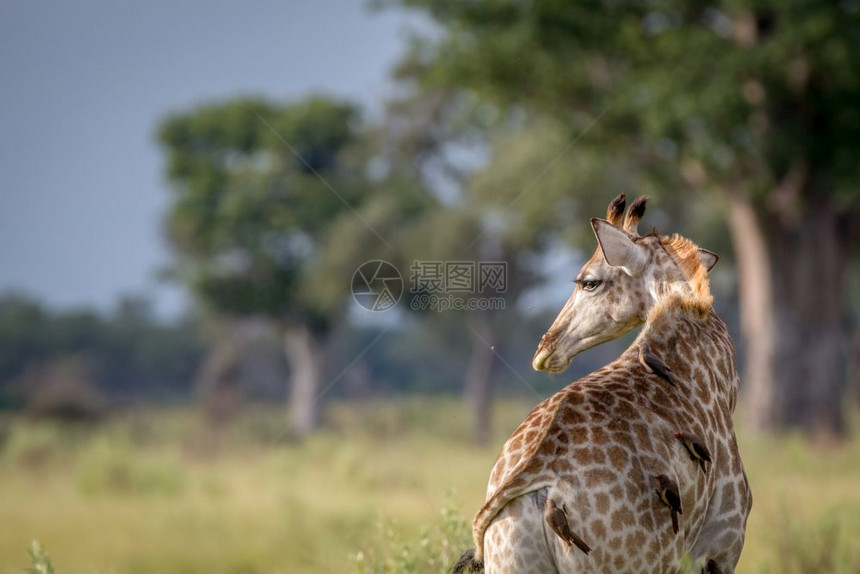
{"left": 351, "top": 493, "right": 471, "bottom": 574}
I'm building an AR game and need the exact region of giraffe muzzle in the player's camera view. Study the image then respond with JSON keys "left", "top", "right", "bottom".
{"left": 532, "top": 347, "right": 553, "bottom": 371}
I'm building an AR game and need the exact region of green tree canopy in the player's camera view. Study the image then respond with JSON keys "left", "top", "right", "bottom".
{"left": 158, "top": 95, "right": 435, "bottom": 436}
{"left": 388, "top": 0, "right": 860, "bottom": 436}
{"left": 159, "top": 97, "right": 370, "bottom": 326}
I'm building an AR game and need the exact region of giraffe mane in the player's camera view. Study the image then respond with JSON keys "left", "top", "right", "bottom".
{"left": 653, "top": 234, "right": 713, "bottom": 319}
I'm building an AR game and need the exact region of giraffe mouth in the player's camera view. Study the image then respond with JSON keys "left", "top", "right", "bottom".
{"left": 532, "top": 347, "right": 570, "bottom": 373}
{"left": 532, "top": 347, "right": 553, "bottom": 371}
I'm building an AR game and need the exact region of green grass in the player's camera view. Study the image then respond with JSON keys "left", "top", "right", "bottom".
{"left": 0, "top": 400, "right": 858, "bottom": 573}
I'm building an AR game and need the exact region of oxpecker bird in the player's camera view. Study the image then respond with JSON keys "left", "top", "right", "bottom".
{"left": 703, "top": 559, "right": 724, "bottom": 574}
{"left": 638, "top": 342, "right": 677, "bottom": 386}
{"left": 654, "top": 474, "right": 683, "bottom": 534}
{"left": 674, "top": 431, "right": 712, "bottom": 474}
{"left": 543, "top": 497, "right": 592, "bottom": 555}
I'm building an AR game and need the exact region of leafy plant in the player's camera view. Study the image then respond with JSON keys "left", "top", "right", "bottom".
{"left": 25, "top": 540, "right": 54, "bottom": 574}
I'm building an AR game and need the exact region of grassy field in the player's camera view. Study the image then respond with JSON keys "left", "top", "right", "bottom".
{"left": 0, "top": 400, "right": 859, "bottom": 573}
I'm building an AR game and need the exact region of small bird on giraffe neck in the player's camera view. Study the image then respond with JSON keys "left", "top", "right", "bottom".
{"left": 654, "top": 474, "right": 683, "bottom": 534}
{"left": 638, "top": 342, "right": 678, "bottom": 387}
{"left": 675, "top": 431, "right": 712, "bottom": 474}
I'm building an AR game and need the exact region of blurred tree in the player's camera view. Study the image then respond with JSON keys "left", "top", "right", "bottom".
{"left": 0, "top": 293, "right": 203, "bottom": 408}
{"left": 194, "top": 321, "right": 243, "bottom": 423}
{"left": 158, "top": 97, "right": 402, "bottom": 437}
{"left": 104, "top": 295, "right": 204, "bottom": 400}
{"left": 371, "top": 89, "right": 506, "bottom": 443}
{"left": 0, "top": 295, "right": 50, "bottom": 400}
{"left": 386, "top": 0, "right": 860, "bottom": 437}
{"left": 375, "top": 86, "right": 633, "bottom": 442}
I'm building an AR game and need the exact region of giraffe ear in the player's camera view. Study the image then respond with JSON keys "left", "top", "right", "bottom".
{"left": 591, "top": 218, "right": 647, "bottom": 276}
{"left": 697, "top": 248, "right": 719, "bottom": 272}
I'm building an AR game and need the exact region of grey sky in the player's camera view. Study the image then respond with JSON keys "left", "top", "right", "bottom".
{"left": 0, "top": 1, "right": 419, "bottom": 317}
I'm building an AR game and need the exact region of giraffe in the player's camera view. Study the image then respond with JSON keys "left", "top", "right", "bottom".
{"left": 454, "top": 195, "right": 752, "bottom": 573}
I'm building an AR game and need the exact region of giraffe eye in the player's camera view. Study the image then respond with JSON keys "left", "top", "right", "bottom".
{"left": 577, "top": 279, "right": 603, "bottom": 292}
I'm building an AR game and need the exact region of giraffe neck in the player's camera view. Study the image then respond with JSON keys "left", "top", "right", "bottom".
{"left": 634, "top": 292, "right": 738, "bottom": 413}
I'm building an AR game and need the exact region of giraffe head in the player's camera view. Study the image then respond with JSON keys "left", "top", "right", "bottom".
{"left": 532, "top": 194, "right": 718, "bottom": 373}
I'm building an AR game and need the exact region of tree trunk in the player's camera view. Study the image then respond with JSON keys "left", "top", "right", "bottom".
{"left": 464, "top": 316, "right": 496, "bottom": 445}
{"left": 196, "top": 325, "right": 242, "bottom": 425}
{"left": 284, "top": 323, "right": 325, "bottom": 438}
{"left": 767, "top": 198, "right": 849, "bottom": 438}
{"left": 727, "top": 189, "right": 849, "bottom": 438}
{"left": 725, "top": 191, "right": 776, "bottom": 429}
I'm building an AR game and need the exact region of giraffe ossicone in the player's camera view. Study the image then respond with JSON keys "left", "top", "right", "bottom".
{"left": 455, "top": 194, "right": 751, "bottom": 574}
